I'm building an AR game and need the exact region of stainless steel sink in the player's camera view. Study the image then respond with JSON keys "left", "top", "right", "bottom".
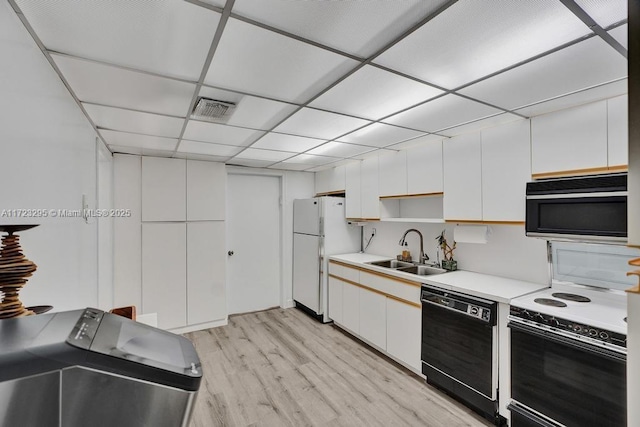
{"left": 367, "top": 259, "right": 414, "bottom": 269}
{"left": 366, "top": 259, "right": 447, "bottom": 276}
{"left": 397, "top": 265, "right": 446, "bottom": 276}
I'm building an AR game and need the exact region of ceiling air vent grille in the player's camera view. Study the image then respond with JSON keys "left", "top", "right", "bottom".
{"left": 191, "top": 97, "right": 236, "bottom": 123}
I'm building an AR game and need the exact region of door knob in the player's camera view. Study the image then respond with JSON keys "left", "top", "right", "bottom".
{"left": 228, "top": 250, "right": 234, "bottom": 256}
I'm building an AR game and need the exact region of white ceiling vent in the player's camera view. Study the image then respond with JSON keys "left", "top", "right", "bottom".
{"left": 191, "top": 97, "right": 236, "bottom": 123}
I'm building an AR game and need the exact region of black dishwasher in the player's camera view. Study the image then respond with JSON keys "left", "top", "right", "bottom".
{"left": 421, "top": 284, "right": 502, "bottom": 425}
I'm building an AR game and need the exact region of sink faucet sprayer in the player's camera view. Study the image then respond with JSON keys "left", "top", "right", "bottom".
{"left": 399, "top": 229, "right": 429, "bottom": 264}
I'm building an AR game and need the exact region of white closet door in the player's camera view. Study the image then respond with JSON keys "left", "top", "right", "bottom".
{"left": 142, "top": 157, "right": 186, "bottom": 222}
{"left": 142, "top": 223, "right": 186, "bottom": 329}
{"left": 187, "top": 160, "right": 226, "bottom": 221}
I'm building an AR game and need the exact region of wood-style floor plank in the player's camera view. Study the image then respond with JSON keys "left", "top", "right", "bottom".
{"left": 186, "top": 308, "right": 491, "bottom": 427}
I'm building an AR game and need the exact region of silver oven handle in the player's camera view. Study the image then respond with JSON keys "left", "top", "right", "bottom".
{"left": 509, "top": 321, "right": 626, "bottom": 363}
{"left": 526, "top": 191, "right": 627, "bottom": 199}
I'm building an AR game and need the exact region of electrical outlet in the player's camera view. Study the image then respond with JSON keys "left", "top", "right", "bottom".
{"left": 371, "top": 228, "right": 376, "bottom": 236}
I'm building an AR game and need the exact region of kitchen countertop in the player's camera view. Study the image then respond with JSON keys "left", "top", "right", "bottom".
{"left": 330, "top": 253, "right": 548, "bottom": 304}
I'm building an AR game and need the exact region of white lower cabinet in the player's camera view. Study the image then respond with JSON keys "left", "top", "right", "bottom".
{"left": 328, "top": 276, "right": 343, "bottom": 324}
{"left": 342, "top": 281, "right": 360, "bottom": 334}
{"left": 386, "top": 298, "right": 421, "bottom": 372}
{"left": 359, "top": 289, "right": 387, "bottom": 350}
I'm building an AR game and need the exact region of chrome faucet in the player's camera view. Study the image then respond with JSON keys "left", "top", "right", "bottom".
{"left": 399, "top": 229, "right": 429, "bottom": 264}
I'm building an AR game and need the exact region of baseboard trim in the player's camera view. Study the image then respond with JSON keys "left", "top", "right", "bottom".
{"left": 169, "top": 318, "right": 228, "bottom": 334}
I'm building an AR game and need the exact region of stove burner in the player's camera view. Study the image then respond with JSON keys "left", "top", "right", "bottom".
{"left": 534, "top": 298, "right": 567, "bottom": 307}
{"left": 551, "top": 292, "right": 591, "bottom": 303}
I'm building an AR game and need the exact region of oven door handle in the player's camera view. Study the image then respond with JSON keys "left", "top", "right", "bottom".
{"left": 508, "top": 321, "right": 626, "bottom": 363}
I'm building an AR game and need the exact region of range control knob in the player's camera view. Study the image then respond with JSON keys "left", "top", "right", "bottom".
{"left": 599, "top": 331, "right": 609, "bottom": 340}
{"left": 589, "top": 329, "right": 598, "bottom": 337}
{"left": 549, "top": 318, "right": 559, "bottom": 327}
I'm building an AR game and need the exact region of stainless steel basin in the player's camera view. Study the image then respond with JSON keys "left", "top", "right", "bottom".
{"left": 367, "top": 259, "right": 414, "bottom": 269}
{"left": 397, "top": 265, "right": 447, "bottom": 276}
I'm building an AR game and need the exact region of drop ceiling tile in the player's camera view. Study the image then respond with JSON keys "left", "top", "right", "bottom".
{"left": 307, "top": 141, "right": 377, "bottom": 158}
{"left": 337, "top": 123, "right": 425, "bottom": 148}
{"left": 196, "top": 0, "right": 226, "bottom": 8}
{"left": 268, "top": 162, "right": 311, "bottom": 171}
{"left": 15, "top": 0, "right": 220, "bottom": 80}
{"left": 609, "top": 24, "right": 628, "bottom": 50}
{"left": 250, "top": 133, "right": 326, "bottom": 152}
{"left": 383, "top": 95, "right": 503, "bottom": 133}
{"left": 183, "top": 121, "right": 264, "bottom": 146}
{"left": 385, "top": 134, "right": 444, "bottom": 150}
{"left": 227, "top": 158, "right": 275, "bottom": 168}
{"left": 308, "top": 65, "right": 443, "bottom": 120}
{"left": 575, "top": 0, "right": 627, "bottom": 28}
{"left": 204, "top": 18, "right": 358, "bottom": 103}
{"left": 351, "top": 149, "right": 386, "bottom": 160}
{"left": 273, "top": 108, "right": 370, "bottom": 140}
{"left": 231, "top": 0, "right": 449, "bottom": 57}
{"left": 458, "top": 37, "right": 628, "bottom": 111}
{"left": 198, "top": 86, "right": 298, "bottom": 130}
{"left": 515, "top": 79, "right": 628, "bottom": 117}
{"left": 52, "top": 54, "right": 196, "bottom": 116}
{"left": 83, "top": 104, "right": 184, "bottom": 138}
{"left": 177, "top": 140, "right": 242, "bottom": 156}
{"left": 439, "top": 114, "right": 523, "bottom": 137}
{"left": 282, "top": 153, "right": 338, "bottom": 166}
{"left": 375, "top": 0, "right": 590, "bottom": 89}
{"left": 100, "top": 130, "right": 177, "bottom": 151}
{"left": 173, "top": 152, "right": 229, "bottom": 162}
{"left": 234, "top": 148, "right": 294, "bottom": 162}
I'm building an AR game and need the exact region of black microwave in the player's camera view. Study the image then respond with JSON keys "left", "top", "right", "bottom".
{"left": 525, "top": 173, "right": 627, "bottom": 243}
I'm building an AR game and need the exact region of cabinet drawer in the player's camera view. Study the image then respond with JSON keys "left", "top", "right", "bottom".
{"left": 328, "top": 262, "right": 359, "bottom": 283}
{"left": 359, "top": 271, "right": 421, "bottom": 305}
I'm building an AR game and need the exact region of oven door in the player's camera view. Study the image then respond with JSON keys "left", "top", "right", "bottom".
{"left": 509, "top": 321, "right": 626, "bottom": 427}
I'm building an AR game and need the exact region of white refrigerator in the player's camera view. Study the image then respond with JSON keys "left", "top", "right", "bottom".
{"left": 293, "top": 197, "right": 360, "bottom": 323}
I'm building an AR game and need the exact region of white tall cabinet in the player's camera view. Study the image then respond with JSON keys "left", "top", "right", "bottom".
{"left": 443, "top": 133, "right": 483, "bottom": 221}
{"left": 114, "top": 154, "right": 227, "bottom": 331}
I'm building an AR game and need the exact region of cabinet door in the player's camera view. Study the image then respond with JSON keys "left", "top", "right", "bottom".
{"left": 142, "top": 157, "right": 186, "bottom": 222}
{"left": 359, "top": 288, "right": 387, "bottom": 350}
{"left": 443, "top": 133, "right": 482, "bottom": 221}
{"left": 113, "top": 154, "right": 142, "bottom": 309}
{"left": 342, "top": 282, "right": 360, "bottom": 334}
{"left": 608, "top": 95, "right": 628, "bottom": 167}
{"left": 187, "top": 160, "right": 226, "bottom": 221}
{"left": 187, "top": 221, "right": 226, "bottom": 325}
{"left": 378, "top": 151, "right": 407, "bottom": 197}
{"left": 360, "top": 156, "right": 380, "bottom": 219}
{"left": 142, "top": 223, "right": 186, "bottom": 330}
{"left": 345, "top": 161, "right": 362, "bottom": 219}
{"left": 329, "top": 165, "right": 346, "bottom": 193}
{"left": 386, "top": 298, "right": 422, "bottom": 372}
{"left": 407, "top": 139, "right": 443, "bottom": 195}
{"left": 315, "top": 169, "right": 330, "bottom": 195}
{"left": 328, "top": 276, "right": 343, "bottom": 324}
{"left": 481, "top": 120, "right": 531, "bottom": 221}
{"left": 531, "top": 101, "right": 608, "bottom": 175}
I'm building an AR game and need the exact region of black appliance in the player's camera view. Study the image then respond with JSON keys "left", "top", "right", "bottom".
{"left": 525, "top": 173, "right": 627, "bottom": 243}
{"left": 420, "top": 285, "right": 503, "bottom": 425}
{"left": 0, "top": 308, "right": 202, "bottom": 427}
{"left": 508, "top": 308, "right": 626, "bottom": 427}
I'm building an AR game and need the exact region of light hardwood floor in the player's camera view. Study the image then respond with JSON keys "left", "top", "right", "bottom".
{"left": 185, "top": 308, "right": 492, "bottom": 427}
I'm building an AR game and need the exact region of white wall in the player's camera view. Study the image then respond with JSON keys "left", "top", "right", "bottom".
{"left": 362, "top": 222, "right": 549, "bottom": 285}
{"left": 0, "top": 1, "right": 103, "bottom": 311}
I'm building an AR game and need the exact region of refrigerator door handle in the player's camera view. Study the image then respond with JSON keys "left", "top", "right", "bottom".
{"left": 318, "top": 235, "right": 324, "bottom": 315}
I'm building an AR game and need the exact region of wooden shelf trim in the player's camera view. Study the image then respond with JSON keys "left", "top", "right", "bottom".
{"left": 315, "top": 190, "right": 345, "bottom": 197}
{"left": 346, "top": 217, "right": 380, "bottom": 222}
{"left": 329, "top": 260, "right": 422, "bottom": 288}
{"left": 328, "top": 274, "right": 421, "bottom": 308}
{"left": 445, "top": 219, "right": 525, "bottom": 225}
{"left": 379, "top": 192, "right": 444, "bottom": 200}
{"left": 532, "top": 165, "right": 628, "bottom": 180}
{"left": 629, "top": 258, "right": 640, "bottom": 267}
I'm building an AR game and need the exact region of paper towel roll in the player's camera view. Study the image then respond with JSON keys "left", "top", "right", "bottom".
{"left": 453, "top": 225, "right": 489, "bottom": 244}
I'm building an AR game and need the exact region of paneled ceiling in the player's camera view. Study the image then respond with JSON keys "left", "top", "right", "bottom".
{"left": 9, "top": 0, "right": 628, "bottom": 171}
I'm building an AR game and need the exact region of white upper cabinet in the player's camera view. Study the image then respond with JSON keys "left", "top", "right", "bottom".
{"left": 142, "top": 157, "right": 186, "bottom": 222}
{"left": 360, "top": 156, "right": 380, "bottom": 219}
{"left": 607, "top": 95, "right": 628, "bottom": 168}
{"left": 345, "top": 161, "right": 362, "bottom": 219}
{"left": 481, "top": 120, "right": 531, "bottom": 222}
{"left": 407, "top": 140, "right": 443, "bottom": 195}
{"left": 187, "top": 160, "right": 226, "bottom": 221}
{"left": 378, "top": 150, "right": 407, "bottom": 197}
{"left": 531, "top": 101, "right": 608, "bottom": 176}
{"left": 443, "top": 133, "right": 483, "bottom": 221}
{"left": 315, "top": 165, "right": 346, "bottom": 195}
